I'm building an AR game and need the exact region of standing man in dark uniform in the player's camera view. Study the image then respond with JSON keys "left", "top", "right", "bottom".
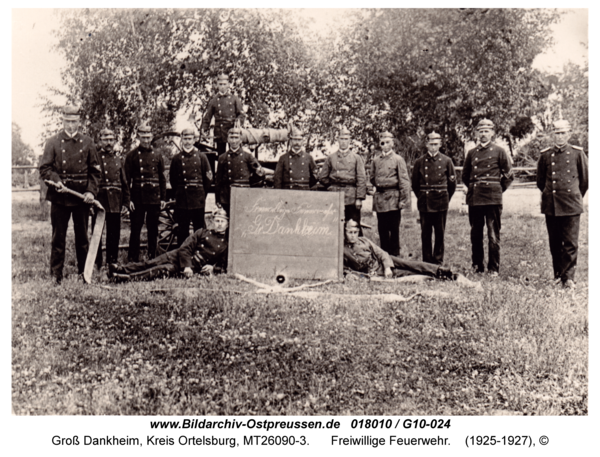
{"left": 215, "top": 125, "right": 264, "bottom": 215}
{"left": 412, "top": 132, "right": 456, "bottom": 265}
{"left": 537, "top": 119, "right": 588, "bottom": 289}
{"left": 369, "top": 131, "right": 411, "bottom": 256}
{"left": 169, "top": 126, "right": 213, "bottom": 246}
{"left": 461, "top": 119, "right": 513, "bottom": 275}
{"left": 200, "top": 73, "right": 245, "bottom": 156}
{"left": 39, "top": 105, "right": 101, "bottom": 284}
{"left": 273, "top": 125, "right": 318, "bottom": 190}
{"left": 124, "top": 123, "right": 166, "bottom": 261}
{"left": 94, "top": 128, "right": 130, "bottom": 269}
{"left": 319, "top": 126, "right": 367, "bottom": 234}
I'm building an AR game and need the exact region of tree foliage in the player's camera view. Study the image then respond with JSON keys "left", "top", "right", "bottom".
{"left": 12, "top": 122, "right": 35, "bottom": 166}
{"left": 43, "top": 9, "right": 317, "bottom": 150}
{"left": 319, "top": 8, "right": 562, "bottom": 163}
{"left": 43, "top": 8, "right": 576, "bottom": 165}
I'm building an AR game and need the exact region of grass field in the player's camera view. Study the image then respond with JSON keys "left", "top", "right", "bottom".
{"left": 11, "top": 195, "right": 588, "bottom": 415}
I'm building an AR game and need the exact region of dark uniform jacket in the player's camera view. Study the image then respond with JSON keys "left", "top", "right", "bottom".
{"left": 537, "top": 144, "right": 588, "bottom": 216}
{"left": 200, "top": 92, "right": 245, "bottom": 143}
{"left": 124, "top": 145, "right": 167, "bottom": 205}
{"left": 39, "top": 130, "right": 101, "bottom": 206}
{"left": 344, "top": 237, "right": 394, "bottom": 276}
{"left": 176, "top": 228, "right": 228, "bottom": 273}
{"left": 273, "top": 150, "right": 318, "bottom": 190}
{"left": 369, "top": 151, "right": 411, "bottom": 212}
{"left": 462, "top": 142, "right": 513, "bottom": 206}
{"left": 97, "top": 149, "right": 130, "bottom": 213}
{"left": 215, "top": 148, "right": 262, "bottom": 206}
{"left": 319, "top": 149, "right": 367, "bottom": 205}
{"left": 411, "top": 152, "right": 456, "bottom": 212}
{"left": 169, "top": 147, "right": 212, "bottom": 210}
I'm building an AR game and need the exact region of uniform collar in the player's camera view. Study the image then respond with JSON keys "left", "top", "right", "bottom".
{"left": 101, "top": 147, "right": 115, "bottom": 155}
{"left": 62, "top": 130, "right": 79, "bottom": 141}
{"left": 554, "top": 143, "right": 568, "bottom": 152}
{"left": 228, "top": 147, "right": 242, "bottom": 156}
{"left": 290, "top": 148, "right": 303, "bottom": 156}
{"left": 217, "top": 91, "right": 230, "bottom": 98}
{"left": 338, "top": 148, "right": 350, "bottom": 156}
{"left": 479, "top": 141, "right": 491, "bottom": 149}
{"left": 381, "top": 150, "right": 394, "bottom": 158}
{"left": 182, "top": 146, "right": 195, "bottom": 155}
{"left": 427, "top": 151, "right": 439, "bottom": 160}
{"left": 138, "top": 145, "right": 152, "bottom": 153}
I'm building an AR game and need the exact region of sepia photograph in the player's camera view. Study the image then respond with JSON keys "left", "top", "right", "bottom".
{"left": 11, "top": 5, "right": 589, "bottom": 430}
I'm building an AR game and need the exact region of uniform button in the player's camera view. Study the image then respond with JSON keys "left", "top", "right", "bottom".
{"left": 553, "top": 190, "right": 556, "bottom": 193}
{"left": 425, "top": 166, "right": 428, "bottom": 170}
{"left": 475, "top": 158, "right": 478, "bottom": 161}
{"left": 567, "top": 170, "right": 570, "bottom": 173}
{"left": 474, "top": 166, "right": 477, "bottom": 169}
{"left": 106, "top": 179, "right": 109, "bottom": 182}
{"left": 568, "top": 189, "right": 571, "bottom": 192}
{"left": 568, "top": 180, "right": 571, "bottom": 183}
{"left": 551, "top": 154, "right": 555, "bottom": 157}
{"left": 487, "top": 165, "right": 490, "bottom": 167}
{"left": 63, "top": 160, "right": 66, "bottom": 163}
{"left": 567, "top": 160, "right": 570, "bottom": 163}
{"left": 62, "top": 150, "right": 65, "bottom": 153}
{"left": 552, "top": 162, "right": 555, "bottom": 165}
{"left": 567, "top": 151, "right": 570, "bottom": 155}
{"left": 553, "top": 181, "right": 556, "bottom": 184}
{"left": 552, "top": 172, "right": 555, "bottom": 175}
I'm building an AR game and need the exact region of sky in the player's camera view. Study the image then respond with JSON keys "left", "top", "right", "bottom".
{"left": 11, "top": 8, "right": 589, "bottom": 154}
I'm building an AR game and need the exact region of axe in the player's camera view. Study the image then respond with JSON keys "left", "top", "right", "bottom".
{"left": 45, "top": 180, "right": 105, "bottom": 284}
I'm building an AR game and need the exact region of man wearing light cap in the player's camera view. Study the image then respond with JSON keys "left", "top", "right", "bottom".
{"left": 39, "top": 104, "right": 101, "bottom": 284}
{"left": 273, "top": 125, "right": 318, "bottom": 190}
{"left": 200, "top": 73, "right": 245, "bottom": 156}
{"left": 170, "top": 126, "right": 213, "bottom": 246}
{"left": 411, "top": 131, "right": 456, "bottom": 265}
{"left": 537, "top": 119, "right": 588, "bottom": 289}
{"left": 369, "top": 131, "right": 411, "bottom": 256}
{"left": 461, "top": 119, "right": 513, "bottom": 275}
{"left": 108, "top": 208, "right": 229, "bottom": 282}
{"left": 124, "top": 122, "right": 166, "bottom": 261}
{"left": 319, "top": 126, "right": 367, "bottom": 234}
{"left": 94, "top": 128, "right": 130, "bottom": 269}
{"left": 343, "top": 220, "right": 455, "bottom": 280}
{"left": 215, "top": 125, "right": 264, "bottom": 214}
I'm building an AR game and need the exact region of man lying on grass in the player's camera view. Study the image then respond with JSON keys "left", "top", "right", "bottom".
{"left": 108, "top": 209, "right": 229, "bottom": 282}
{"left": 343, "top": 220, "right": 456, "bottom": 280}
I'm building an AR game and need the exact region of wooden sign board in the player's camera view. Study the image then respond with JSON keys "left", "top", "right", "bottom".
{"left": 228, "top": 187, "right": 344, "bottom": 280}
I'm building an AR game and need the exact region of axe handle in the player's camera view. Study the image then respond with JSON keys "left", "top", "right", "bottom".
{"left": 45, "top": 180, "right": 104, "bottom": 211}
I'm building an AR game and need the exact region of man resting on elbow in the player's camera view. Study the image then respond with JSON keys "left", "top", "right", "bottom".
{"left": 108, "top": 209, "right": 229, "bottom": 282}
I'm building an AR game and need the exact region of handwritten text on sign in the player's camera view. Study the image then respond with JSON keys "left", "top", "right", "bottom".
{"left": 242, "top": 198, "right": 336, "bottom": 237}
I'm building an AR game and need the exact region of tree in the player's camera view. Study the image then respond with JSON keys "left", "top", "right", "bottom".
{"left": 316, "top": 9, "right": 562, "bottom": 164}
{"left": 42, "top": 9, "right": 319, "bottom": 151}
{"left": 12, "top": 122, "right": 35, "bottom": 166}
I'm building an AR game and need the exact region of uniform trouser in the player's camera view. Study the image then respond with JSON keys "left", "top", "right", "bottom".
{"left": 376, "top": 210, "right": 401, "bottom": 256}
{"left": 345, "top": 204, "right": 363, "bottom": 237}
{"left": 128, "top": 204, "right": 161, "bottom": 262}
{"left": 420, "top": 211, "right": 447, "bottom": 265}
{"left": 119, "top": 252, "right": 178, "bottom": 281}
{"left": 390, "top": 255, "right": 441, "bottom": 278}
{"left": 93, "top": 212, "right": 121, "bottom": 268}
{"left": 50, "top": 203, "right": 90, "bottom": 280}
{"left": 468, "top": 204, "right": 502, "bottom": 272}
{"left": 545, "top": 214, "right": 580, "bottom": 282}
{"left": 176, "top": 208, "right": 206, "bottom": 247}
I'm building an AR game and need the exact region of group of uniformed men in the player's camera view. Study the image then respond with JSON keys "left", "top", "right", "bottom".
{"left": 39, "top": 74, "right": 588, "bottom": 289}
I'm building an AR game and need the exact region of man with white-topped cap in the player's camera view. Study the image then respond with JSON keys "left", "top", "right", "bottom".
{"left": 537, "top": 119, "right": 588, "bottom": 289}
{"left": 461, "top": 119, "right": 513, "bottom": 276}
